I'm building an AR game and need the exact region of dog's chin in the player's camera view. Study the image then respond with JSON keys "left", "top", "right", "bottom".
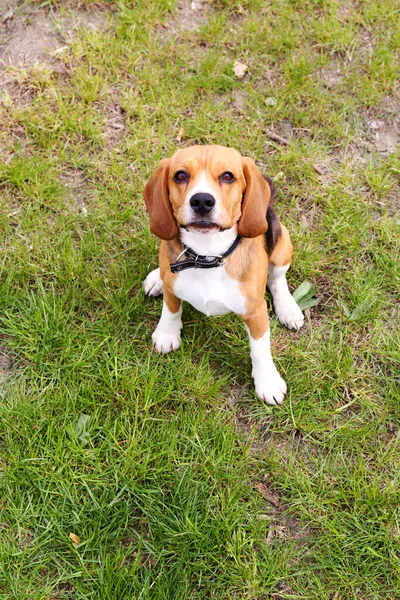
{"left": 183, "top": 221, "right": 222, "bottom": 234}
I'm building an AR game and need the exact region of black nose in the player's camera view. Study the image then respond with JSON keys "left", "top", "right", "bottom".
{"left": 190, "top": 193, "right": 216, "bottom": 216}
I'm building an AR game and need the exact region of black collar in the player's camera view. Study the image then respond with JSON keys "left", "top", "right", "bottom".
{"left": 170, "top": 234, "right": 242, "bottom": 273}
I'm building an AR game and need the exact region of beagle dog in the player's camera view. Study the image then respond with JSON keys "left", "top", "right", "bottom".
{"left": 143, "top": 145, "right": 304, "bottom": 405}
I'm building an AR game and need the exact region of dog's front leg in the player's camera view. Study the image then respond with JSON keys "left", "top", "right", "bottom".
{"left": 243, "top": 303, "right": 287, "bottom": 405}
{"left": 152, "top": 288, "right": 182, "bottom": 354}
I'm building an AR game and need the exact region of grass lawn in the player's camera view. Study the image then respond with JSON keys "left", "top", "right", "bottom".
{"left": 0, "top": 0, "right": 399, "bottom": 597}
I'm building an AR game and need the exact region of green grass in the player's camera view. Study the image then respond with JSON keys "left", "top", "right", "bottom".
{"left": 0, "top": 0, "right": 399, "bottom": 598}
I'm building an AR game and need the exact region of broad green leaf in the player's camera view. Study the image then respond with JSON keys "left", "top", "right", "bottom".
{"left": 292, "top": 281, "right": 317, "bottom": 303}
{"left": 74, "top": 414, "right": 91, "bottom": 444}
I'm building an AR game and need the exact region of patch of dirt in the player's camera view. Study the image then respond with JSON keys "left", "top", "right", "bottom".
{"left": 338, "top": 100, "right": 400, "bottom": 166}
{"left": 253, "top": 466, "right": 316, "bottom": 549}
{"left": 0, "top": 0, "right": 21, "bottom": 35}
{"left": 227, "top": 378, "right": 316, "bottom": 551}
{"left": 0, "top": 69, "right": 37, "bottom": 106}
{"left": 276, "top": 119, "right": 294, "bottom": 140}
{"left": 366, "top": 116, "right": 400, "bottom": 155}
{"left": 299, "top": 204, "right": 320, "bottom": 230}
{"left": 231, "top": 88, "right": 248, "bottom": 113}
{"left": 104, "top": 104, "right": 127, "bottom": 145}
{"left": 380, "top": 94, "right": 400, "bottom": 115}
{"left": 348, "top": 95, "right": 400, "bottom": 167}
{"left": 338, "top": 139, "right": 371, "bottom": 168}
{"left": 266, "top": 513, "right": 312, "bottom": 544}
{"left": 319, "top": 62, "right": 344, "bottom": 89}
{"left": 357, "top": 25, "right": 376, "bottom": 55}
{"left": 385, "top": 190, "right": 400, "bottom": 216}
{"left": 336, "top": 0, "right": 354, "bottom": 23}
{"left": 102, "top": 90, "right": 128, "bottom": 146}
{"left": 0, "top": 110, "right": 28, "bottom": 165}
{"left": 0, "top": 347, "right": 13, "bottom": 383}
{"left": 0, "top": 3, "right": 110, "bottom": 74}
{"left": 0, "top": 7, "right": 65, "bottom": 72}
{"left": 160, "top": 0, "right": 210, "bottom": 36}
{"left": 62, "top": 8, "right": 110, "bottom": 33}
{"left": 15, "top": 528, "right": 35, "bottom": 549}
{"left": 52, "top": 582, "right": 75, "bottom": 597}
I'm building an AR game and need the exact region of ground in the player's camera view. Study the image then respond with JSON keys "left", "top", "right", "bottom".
{"left": 0, "top": 0, "right": 399, "bottom": 598}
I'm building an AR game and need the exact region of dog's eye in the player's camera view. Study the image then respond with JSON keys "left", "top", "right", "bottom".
{"left": 219, "top": 171, "right": 235, "bottom": 183}
{"left": 174, "top": 170, "right": 189, "bottom": 183}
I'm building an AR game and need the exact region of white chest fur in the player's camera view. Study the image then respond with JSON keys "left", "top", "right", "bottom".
{"left": 173, "top": 267, "right": 246, "bottom": 317}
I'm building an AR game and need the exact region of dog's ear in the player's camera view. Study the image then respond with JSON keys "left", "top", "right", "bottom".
{"left": 143, "top": 158, "right": 178, "bottom": 240}
{"left": 238, "top": 157, "right": 270, "bottom": 238}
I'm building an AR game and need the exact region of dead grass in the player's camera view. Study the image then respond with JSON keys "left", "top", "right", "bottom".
{"left": 0, "top": 347, "right": 13, "bottom": 383}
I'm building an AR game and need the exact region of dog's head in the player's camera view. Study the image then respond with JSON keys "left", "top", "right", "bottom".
{"left": 143, "top": 145, "right": 272, "bottom": 240}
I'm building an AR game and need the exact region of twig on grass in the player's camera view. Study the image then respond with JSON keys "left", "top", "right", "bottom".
{"left": 312, "top": 163, "right": 325, "bottom": 175}
{"left": 265, "top": 130, "right": 291, "bottom": 146}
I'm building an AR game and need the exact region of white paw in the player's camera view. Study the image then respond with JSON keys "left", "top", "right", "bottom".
{"left": 152, "top": 329, "right": 180, "bottom": 354}
{"left": 144, "top": 268, "right": 163, "bottom": 297}
{"left": 253, "top": 369, "right": 287, "bottom": 405}
{"left": 274, "top": 295, "right": 304, "bottom": 330}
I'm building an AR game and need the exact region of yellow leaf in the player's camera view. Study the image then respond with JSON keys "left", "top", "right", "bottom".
{"left": 69, "top": 532, "right": 81, "bottom": 546}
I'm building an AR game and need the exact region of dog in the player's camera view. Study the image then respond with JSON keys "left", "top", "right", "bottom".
{"left": 143, "top": 145, "right": 304, "bottom": 405}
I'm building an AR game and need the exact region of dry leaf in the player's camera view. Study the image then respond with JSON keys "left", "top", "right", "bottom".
{"left": 176, "top": 128, "right": 184, "bottom": 142}
{"left": 69, "top": 532, "right": 81, "bottom": 546}
{"left": 233, "top": 60, "right": 248, "bottom": 79}
{"left": 266, "top": 491, "right": 280, "bottom": 508}
{"left": 275, "top": 525, "right": 286, "bottom": 538}
{"left": 254, "top": 483, "right": 280, "bottom": 508}
{"left": 266, "top": 528, "right": 274, "bottom": 544}
{"left": 267, "top": 525, "right": 286, "bottom": 544}
{"left": 254, "top": 482, "right": 268, "bottom": 496}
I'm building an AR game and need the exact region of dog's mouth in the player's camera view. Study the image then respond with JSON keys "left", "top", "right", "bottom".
{"left": 181, "top": 221, "right": 222, "bottom": 233}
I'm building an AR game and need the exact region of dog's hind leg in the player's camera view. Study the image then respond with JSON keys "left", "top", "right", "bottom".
{"left": 267, "top": 224, "right": 304, "bottom": 331}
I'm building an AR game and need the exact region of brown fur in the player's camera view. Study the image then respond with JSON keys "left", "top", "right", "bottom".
{"left": 239, "top": 158, "right": 270, "bottom": 238}
{"left": 242, "top": 303, "right": 270, "bottom": 340}
{"left": 269, "top": 224, "right": 293, "bottom": 266}
{"left": 159, "top": 240, "right": 180, "bottom": 313}
{"left": 143, "top": 159, "right": 178, "bottom": 240}
{"left": 162, "top": 286, "right": 182, "bottom": 314}
{"left": 225, "top": 236, "right": 270, "bottom": 339}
